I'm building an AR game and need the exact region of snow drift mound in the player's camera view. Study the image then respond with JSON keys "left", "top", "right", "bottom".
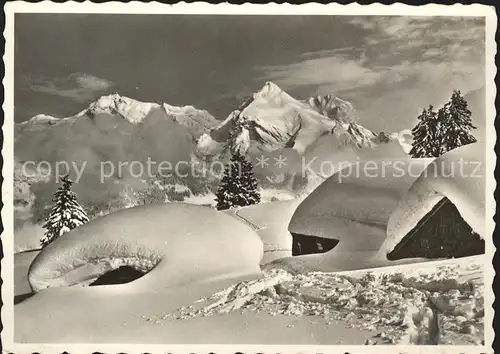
{"left": 28, "top": 203, "right": 263, "bottom": 292}
{"left": 380, "top": 142, "right": 486, "bottom": 259}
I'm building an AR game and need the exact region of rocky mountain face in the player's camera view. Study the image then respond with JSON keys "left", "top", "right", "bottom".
{"left": 196, "top": 82, "right": 391, "bottom": 159}
{"left": 307, "top": 94, "right": 357, "bottom": 124}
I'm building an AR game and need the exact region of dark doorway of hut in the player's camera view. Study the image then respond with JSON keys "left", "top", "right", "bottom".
{"left": 291, "top": 233, "right": 339, "bottom": 256}
{"left": 387, "top": 197, "right": 485, "bottom": 260}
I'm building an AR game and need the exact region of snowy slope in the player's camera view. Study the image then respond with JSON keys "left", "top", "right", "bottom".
{"left": 22, "top": 114, "right": 68, "bottom": 125}
{"left": 196, "top": 82, "right": 379, "bottom": 156}
{"left": 223, "top": 198, "right": 304, "bottom": 264}
{"left": 380, "top": 142, "right": 486, "bottom": 256}
{"left": 28, "top": 203, "right": 263, "bottom": 292}
{"left": 14, "top": 249, "right": 41, "bottom": 298}
{"left": 163, "top": 103, "right": 218, "bottom": 138}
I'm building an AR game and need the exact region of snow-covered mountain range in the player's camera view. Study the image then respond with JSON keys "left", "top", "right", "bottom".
{"left": 21, "top": 83, "right": 405, "bottom": 157}
{"left": 14, "top": 83, "right": 412, "bottom": 234}
{"left": 22, "top": 93, "right": 218, "bottom": 139}
{"left": 196, "top": 82, "right": 390, "bottom": 157}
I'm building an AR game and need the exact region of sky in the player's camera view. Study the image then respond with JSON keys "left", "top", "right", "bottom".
{"left": 14, "top": 14, "right": 486, "bottom": 132}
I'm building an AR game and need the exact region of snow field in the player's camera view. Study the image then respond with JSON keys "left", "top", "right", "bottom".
{"left": 164, "top": 256, "right": 484, "bottom": 345}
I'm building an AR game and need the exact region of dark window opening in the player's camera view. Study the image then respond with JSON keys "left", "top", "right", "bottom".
{"left": 291, "top": 233, "right": 339, "bottom": 256}
{"left": 89, "top": 266, "right": 146, "bottom": 286}
{"left": 387, "top": 197, "right": 485, "bottom": 260}
{"left": 14, "top": 292, "right": 35, "bottom": 305}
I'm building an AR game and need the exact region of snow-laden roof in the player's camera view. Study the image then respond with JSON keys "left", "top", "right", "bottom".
{"left": 283, "top": 158, "right": 434, "bottom": 271}
{"left": 28, "top": 203, "right": 263, "bottom": 292}
{"left": 380, "top": 142, "right": 486, "bottom": 256}
{"left": 289, "top": 158, "right": 434, "bottom": 238}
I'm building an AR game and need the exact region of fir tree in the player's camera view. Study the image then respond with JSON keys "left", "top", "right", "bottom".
{"left": 439, "top": 90, "right": 477, "bottom": 154}
{"left": 215, "top": 150, "right": 261, "bottom": 210}
{"left": 41, "top": 175, "right": 89, "bottom": 248}
{"left": 410, "top": 105, "right": 440, "bottom": 158}
{"left": 410, "top": 91, "right": 477, "bottom": 158}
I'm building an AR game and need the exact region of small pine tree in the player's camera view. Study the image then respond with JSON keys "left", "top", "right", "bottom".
{"left": 439, "top": 90, "right": 477, "bottom": 153}
{"left": 41, "top": 175, "right": 89, "bottom": 248}
{"left": 410, "top": 105, "right": 440, "bottom": 158}
{"left": 215, "top": 150, "right": 261, "bottom": 210}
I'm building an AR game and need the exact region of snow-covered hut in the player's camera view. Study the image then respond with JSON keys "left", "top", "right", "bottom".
{"left": 285, "top": 143, "right": 486, "bottom": 271}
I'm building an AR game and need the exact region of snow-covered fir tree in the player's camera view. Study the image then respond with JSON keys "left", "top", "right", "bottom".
{"left": 41, "top": 175, "right": 89, "bottom": 248}
{"left": 410, "top": 91, "right": 477, "bottom": 158}
{"left": 439, "top": 90, "right": 477, "bottom": 154}
{"left": 215, "top": 150, "right": 261, "bottom": 210}
{"left": 410, "top": 105, "right": 440, "bottom": 158}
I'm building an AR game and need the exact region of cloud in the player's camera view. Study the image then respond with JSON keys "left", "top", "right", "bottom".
{"left": 258, "top": 56, "right": 384, "bottom": 93}
{"left": 15, "top": 108, "right": 195, "bottom": 227}
{"left": 27, "top": 73, "right": 114, "bottom": 102}
{"left": 256, "top": 16, "right": 485, "bottom": 132}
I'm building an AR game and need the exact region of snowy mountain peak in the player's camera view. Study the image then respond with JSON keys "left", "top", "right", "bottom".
{"left": 80, "top": 93, "right": 161, "bottom": 124}
{"left": 254, "top": 81, "right": 284, "bottom": 98}
{"left": 196, "top": 83, "right": 384, "bottom": 157}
